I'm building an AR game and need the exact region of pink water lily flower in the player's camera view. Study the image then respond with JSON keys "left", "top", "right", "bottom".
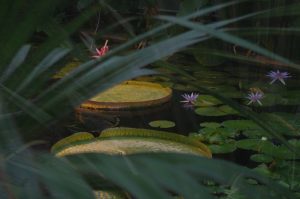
{"left": 92, "top": 40, "right": 109, "bottom": 58}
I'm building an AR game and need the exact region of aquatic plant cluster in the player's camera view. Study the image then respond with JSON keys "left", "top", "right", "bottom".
{"left": 247, "top": 70, "right": 291, "bottom": 105}
{"left": 181, "top": 70, "right": 291, "bottom": 107}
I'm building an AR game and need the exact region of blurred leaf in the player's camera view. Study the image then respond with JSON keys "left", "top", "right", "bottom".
{"left": 209, "top": 142, "right": 237, "bottom": 154}
{"left": 222, "top": 120, "right": 260, "bottom": 131}
{"left": 195, "top": 95, "right": 223, "bottom": 107}
{"left": 67, "top": 153, "right": 295, "bottom": 199}
{"left": 250, "top": 154, "right": 273, "bottom": 163}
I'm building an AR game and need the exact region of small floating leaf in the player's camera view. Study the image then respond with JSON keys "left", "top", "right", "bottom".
{"left": 250, "top": 154, "right": 273, "bottom": 163}
{"left": 209, "top": 142, "right": 237, "bottom": 154}
{"left": 236, "top": 139, "right": 274, "bottom": 152}
{"left": 242, "top": 129, "right": 269, "bottom": 139}
{"left": 194, "top": 95, "right": 223, "bottom": 107}
{"left": 218, "top": 105, "right": 239, "bottom": 115}
{"left": 200, "top": 122, "right": 221, "bottom": 129}
{"left": 222, "top": 120, "right": 259, "bottom": 131}
{"left": 195, "top": 105, "right": 238, "bottom": 117}
{"left": 149, "top": 120, "right": 176, "bottom": 128}
{"left": 195, "top": 107, "right": 227, "bottom": 116}
{"left": 253, "top": 164, "right": 272, "bottom": 177}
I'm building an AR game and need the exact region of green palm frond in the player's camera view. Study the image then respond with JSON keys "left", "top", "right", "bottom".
{"left": 0, "top": 0, "right": 299, "bottom": 198}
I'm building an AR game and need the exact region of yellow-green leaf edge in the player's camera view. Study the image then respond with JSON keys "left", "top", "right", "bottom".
{"left": 52, "top": 127, "right": 211, "bottom": 158}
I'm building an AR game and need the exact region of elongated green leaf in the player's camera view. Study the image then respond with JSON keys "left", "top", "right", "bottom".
{"left": 0, "top": 0, "right": 60, "bottom": 70}
{"left": 157, "top": 15, "right": 297, "bottom": 69}
{"left": 0, "top": 84, "right": 52, "bottom": 124}
{"left": 0, "top": 45, "right": 31, "bottom": 82}
{"left": 17, "top": 48, "right": 70, "bottom": 92}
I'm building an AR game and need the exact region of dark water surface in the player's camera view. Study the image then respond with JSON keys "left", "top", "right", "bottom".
{"left": 37, "top": 60, "right": 300, "bottom": 169}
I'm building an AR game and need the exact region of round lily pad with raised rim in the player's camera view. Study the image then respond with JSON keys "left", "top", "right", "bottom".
{"left": 52, "top": 127, "right": 211, "bottom": 158}
{"left": 80, "top": 81, "right": 172, "bottom": 110}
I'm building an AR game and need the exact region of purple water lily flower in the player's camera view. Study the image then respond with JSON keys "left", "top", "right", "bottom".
{"left": 266, "top": 70, "right": 291, "bottom": 85}
{"left": 246, "top": 92, "right": 264, "bottom": 106}
{"left": 181, "top": 93, "right": 199, "bottom": 104}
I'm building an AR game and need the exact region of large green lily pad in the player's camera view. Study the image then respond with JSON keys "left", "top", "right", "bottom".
{"left": 80, "top": 81, "right": 172, "bottom": 110}
{"left": 52, "top": 127, "right": 211, "bottom": 158}
{"left": 51, "top": 132, "right": 94, "bottom": 153}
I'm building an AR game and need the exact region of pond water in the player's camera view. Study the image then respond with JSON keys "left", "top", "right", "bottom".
{"left": 46, "top": 54, "right": 300, "bottom": 170}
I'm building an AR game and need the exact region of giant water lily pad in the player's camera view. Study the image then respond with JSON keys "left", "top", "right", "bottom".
{"left": 51, "top": 132, "right": 94, "bottom": 153}
{"left": 80, "top": 81, "right": 172, "bottom": 110}
{"left": 52, "top": 127, "right": 211, "bottom": 158}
